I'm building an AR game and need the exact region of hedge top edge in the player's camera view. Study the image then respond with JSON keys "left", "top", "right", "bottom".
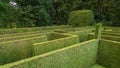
{"left": 0, "top": 35, "right": 47, "bottom": 44}
{"left": 0, "top": 39, "right": 97, "bottom": 68}
{"left": 33, "top": 33, "right": 78, "bottom": 45}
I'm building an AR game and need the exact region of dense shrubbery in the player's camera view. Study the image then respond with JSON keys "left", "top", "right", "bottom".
{"left": 68, "top": 10, "right": 95, "bottom": 27}
{"left": 0, "top": 24, "right": 119, "bottom": 68}
{"left": 0, "top": 0, "right": 120, "bottom": 28}
{"left": 54, "top": 0, "right": 120, "bottom": 26}
{"left": 15, "top": 0, "right": 55, "bottom": 27}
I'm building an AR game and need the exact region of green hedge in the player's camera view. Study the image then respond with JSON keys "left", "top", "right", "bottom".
{"left": 0, "top": 32, "right": 75, "bottom": 65}
{"left": 68, "top": 10, "right": 95, "bottom": 27}
{"left": 88, "top": 33, "right": 120, "bottom": 42}
{"left": 97, "top": 39, "right": 120, "bottom": 68}
{"left": 101, "top": 35, "right": 120, "bottom": 42}
{"left": 47, "top": 33, "right": 69, "bottom": 40}
{"left": 0, "top": 30, "right": 53, "bottom": 38}
{"left": 104, "top": 31, "right": 120, "bottom": 33}
{"left": 1, "top": 39, "right": 98, "bottom": 68}
{"left": 0, "top": 36, "right": 47, "bottom": 65}
{"left": 33, "top": 33, "right": 79, "bottom": 55}
{"left": 0, "top": 33, "right": 50, "bottom": 42}
{"left": 0, "top": 25, "right": 71, "bottom": 35}
{"left": 54, "top": 27, "right": 94, "bottom": 33}
{"left": 102, "top": 32, "right": 120, "bottom": 37}
{"left": 104, "top": 28, "right": 120, "bottom": 33}
{"left": 68, "top": 29, "right": 94, "bottom": 42}
{"left": 104, "top": 27, "right": 120, "bottom": 31}
{"left": 88, "top": 33, "right": 95, "bottom": 40}
{"left": 91, "top": 64, "right": 106, "bottom": 68}
{"left": 65, "top": 27, "right": 94, "bottom": 31}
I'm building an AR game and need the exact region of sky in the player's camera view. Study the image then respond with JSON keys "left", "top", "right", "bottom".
{"left": 9, "top": 0, "right": 17, "bottom": 6}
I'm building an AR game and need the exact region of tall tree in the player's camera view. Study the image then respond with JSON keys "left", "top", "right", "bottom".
{"left": 15, "top": 0, "right": 56, "bottom": 27}
{"left": 0, "top": 0, "right": 20, "bottom": 28}
{"left": 111, "top": 0, "right": 120, "bottom": 26}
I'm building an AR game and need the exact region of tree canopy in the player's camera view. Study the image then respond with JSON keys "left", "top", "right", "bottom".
{"left": 0, "top": 0, "right": 120, "bottom": 28}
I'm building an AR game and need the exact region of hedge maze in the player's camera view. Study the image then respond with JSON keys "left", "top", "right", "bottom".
{"left": 0, "top": 25, "right": 120, "bottom": 68}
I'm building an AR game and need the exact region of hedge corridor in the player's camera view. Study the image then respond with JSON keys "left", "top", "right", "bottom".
{"left": 0, "top": 25, "right": 119, "bottom": 68}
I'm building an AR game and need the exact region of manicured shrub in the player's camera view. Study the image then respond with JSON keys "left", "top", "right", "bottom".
{"left": 0, "top": 32, "right": 74, "bottom": 65}
{"left": 104, "top": 27, "right": 120, "bottom": 31}
{"left": 98, "top": 39, "right": 120, "bottom": 68}
{"left": 101, "top": 35, "right": 120, "bottom": 42}
{"left": 88, "top": 33, "right": 95, "bottom": 40}
{"left": 104, "top": 30, "right": 120, "bottom": 33}
{"left": 68, "top": 10, "right": 95, "bottom": 27}
{"left": 104, "top": 27, "right": 120, "bottom": 34}
{"left": 0, "top": 33, "right": 49, "bottom": 42}
{"left": 0, "top": 25, "right": 71, "bottom": 35}
{"left": 54, "top": 27, "right": 94, "bottom": 33}
{"left": 0, "top": 36, "right": 47, "bottom": 65}
{"left": 46, "top": 33, "right": 69, "bottom": 40}
{"left": 1, "top": 39, "right": 98, "bottom": 68}
{"left": 91, "top": 64, "right": 106, "bottom": 68}
{"left": 0, "top": 31, "right": 52, "bottom": 38}
{"left": 95, "top": 23, "right": 103, "bottom": 39}
{"left": 68, "top": 29, "right": 94, "bottom": 42}
{"left": 88, "top": 31, "right": 120, "bottom": 42}
{"left": 102, "top": 32, "right": 120, "bottom": 37}
{"left": 33, "top": 33, "right": 79, "bottom": 55}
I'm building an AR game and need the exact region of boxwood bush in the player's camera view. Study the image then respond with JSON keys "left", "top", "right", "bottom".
{"left": 68, "top": 10, "right": 95, "bottom": 27}
{"left": 1, "top": 39, "right": 98, "bottom": 68}
{"left": 0, "top": 36, "right": 47, "bottom": 65}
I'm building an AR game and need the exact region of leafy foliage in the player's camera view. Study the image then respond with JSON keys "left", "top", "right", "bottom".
{"left": 68, "top": 10, "right": 95, "bottom": 27}
{"left": 54, "top": 0, "right": 120, "bottom": 26}
{"left": 0, "top": 0, "right": 19, "bottom": 28}
{"left": 15, "top": 0, "right": 55, "bottom": 27}
{"left": 0, "top": 0, "right": 119, "bottom": 28}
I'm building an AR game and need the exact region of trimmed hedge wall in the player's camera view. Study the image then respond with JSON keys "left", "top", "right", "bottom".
{"left": 68, "top": 29, "right": 94, "bottom": 42}
{"left": 104, "top": 27, "right": 120, "bottom": 31}
{"left": 1, "top": 39, "right": 98, "bottom": 68}
{"left": 101, "top": 35, "right": 120, "bottom": 42}
{"left": 88, "top": 33, "right": 95, "bottom": 40}
{"left": 0, "top": 33, "right": 49, "bottom": 42}
{"left": 104, "top": 31, "right": 120, "bottom": 33}
{"left": 97, "top": 39, "right": 120, "bottom": 68}
{"left": 91, "top": 64, "right": 106, "bottom": 68}
{"left": 46, "top": 33, "right": 69, "bottom": 40}
{"left": 0, "top": 30, "right": 53, "bottom": 38}
{"left": 0, "top": 25, "right": 119, "bottom": 68}
{"left": 0, "top": 36, "right": 47, "bottom": 65}
{"left": 0, "top": 32, "right": 73, "bottom": 65}
{"left": 102, "top": 32, "right": 120, "bottom": 37}
{"left": 68, "top": 10, "right": 95, "bottom": 27}
{"left": 88, "top": 33, "right": 120, "bottom": 42}
{"left": 33, "top": 33, "right": 79, "bottom": 55}
{"left": 54, "top": 27, "right": 94, "bottom": 33}
{"left": 0, "top": 25, "right": 71, "bottom": 35}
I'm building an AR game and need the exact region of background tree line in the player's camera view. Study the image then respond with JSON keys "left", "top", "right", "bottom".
{"left": 0, "top": 0, "right": 120, "bottom": 28}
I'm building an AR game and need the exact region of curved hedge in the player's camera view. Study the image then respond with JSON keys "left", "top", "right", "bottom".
{"left": 68, "top": 10, "right": 95, "bottom": 27}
